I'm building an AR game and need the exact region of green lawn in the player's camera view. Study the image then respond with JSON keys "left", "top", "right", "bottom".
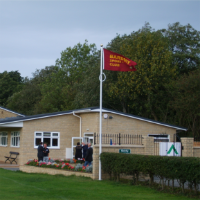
{"left": 0, "top": 168, "right": 194, "bottom": 200}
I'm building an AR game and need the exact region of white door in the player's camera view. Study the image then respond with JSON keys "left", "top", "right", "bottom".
{"left": 71, "top": 137, "right": 90, "bottom": 158}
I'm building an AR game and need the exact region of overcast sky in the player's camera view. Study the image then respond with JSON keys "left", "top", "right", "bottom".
{"left": 0, "top": 0, "right": 200, "bottom": 78}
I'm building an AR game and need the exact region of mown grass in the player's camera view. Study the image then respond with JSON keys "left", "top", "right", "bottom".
{"left": 0, "top": 168, "right": 194, "bottom": 200}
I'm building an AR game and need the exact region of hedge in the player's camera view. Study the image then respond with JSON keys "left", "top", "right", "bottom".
{"left": 100, "top": 152, "right": 200, "bottom": 192}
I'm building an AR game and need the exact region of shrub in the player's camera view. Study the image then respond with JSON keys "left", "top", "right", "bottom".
{"left": 100, "top": 152, "right": 200, "bottom": 192}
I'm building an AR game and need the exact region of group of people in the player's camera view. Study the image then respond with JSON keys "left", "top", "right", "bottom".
{"left": 37, "top": 141, "right": 93, "bottom": 166}
{"left": 75, "top": 142, "right": 93, "bottom": 166}
{"left": 37, "top": 142, "right": 50, "bottom": 162}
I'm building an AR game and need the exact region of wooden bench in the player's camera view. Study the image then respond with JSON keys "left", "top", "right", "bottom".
{"left": 5, "top": 152, "right": 19, "bottom": 164}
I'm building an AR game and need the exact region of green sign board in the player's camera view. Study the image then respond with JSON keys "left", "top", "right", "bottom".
{"left": 119, "top": 149, "right": 131, "bottom": 154}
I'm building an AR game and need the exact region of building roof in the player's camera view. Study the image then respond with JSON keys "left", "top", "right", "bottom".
{"left": 0, "top": 107, "right": 187, "bottom": 131}
{"left": 0, "top": 106, "right": 25, "bottom": 117}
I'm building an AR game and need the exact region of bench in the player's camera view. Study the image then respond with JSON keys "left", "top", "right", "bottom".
{"left": 5, "top": 151, "right": 19, "bottom": 164}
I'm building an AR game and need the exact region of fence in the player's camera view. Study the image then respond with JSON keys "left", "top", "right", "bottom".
{"left": 194, "top": 136, "right": 200, "bottom": 146}
{"left": 94, "top": 133, "right": 142, "bottom": 145}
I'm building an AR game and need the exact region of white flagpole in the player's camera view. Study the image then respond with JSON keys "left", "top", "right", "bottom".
{"left": 99, "top": 44, "right": 103, "bottom": 180}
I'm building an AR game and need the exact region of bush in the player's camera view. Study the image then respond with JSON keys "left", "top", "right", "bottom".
{"left": 100, "top": 153, "right": 200, "bottom": 192}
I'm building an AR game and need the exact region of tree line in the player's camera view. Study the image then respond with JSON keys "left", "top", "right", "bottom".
{"left": 1, "top": 22, "right": 200, "bottom": 137}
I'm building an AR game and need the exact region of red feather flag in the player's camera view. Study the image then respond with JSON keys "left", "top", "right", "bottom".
{"left": 103, "top": 48, "right": 137, "bottom": 71}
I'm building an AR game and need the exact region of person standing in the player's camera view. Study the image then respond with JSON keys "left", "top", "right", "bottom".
{"left": 37, "top": 141, "right": 44, "bottom": 161}
{"left": 82, "top": 142, "right": 88, "bottom": 159}
{"left": 84, "top": 143, "right": 93, "bottom": 166}
{"left": 43, "top": 143, "right": 50, "bottom": 162}
{"left": 75, "top": 142, "right": 82, "bottom": 160}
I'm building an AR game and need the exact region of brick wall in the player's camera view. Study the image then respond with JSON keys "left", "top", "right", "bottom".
{"left": 81, "top": 112, "right": 177, "bottom": 141}
{"left": 181, "top": 137, "right": 194, "bottom": 157}
{"left": 193, "top": 147, "right": 200, "bottom": 158}
{"left": 0, "top": 108, "right": 19, "bottom": 119}
{"left": 20, "top": 165, "right": 93, "bottom": 179}
{"left": 19, "top": 114, "right": 80, "bottom": 165}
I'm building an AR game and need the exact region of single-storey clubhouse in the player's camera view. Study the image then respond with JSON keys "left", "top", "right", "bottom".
{"left": 0, "top": 106, "right": 187, "bottom": 166}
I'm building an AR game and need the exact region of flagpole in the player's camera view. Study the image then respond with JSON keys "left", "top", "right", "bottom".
{"left": 99, "top": 44, "right": 103, "bottom": 180}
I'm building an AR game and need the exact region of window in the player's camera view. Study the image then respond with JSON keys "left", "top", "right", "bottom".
{"left": 34, "top": 132, "right": 60, "bottom": 148}
{"left": 11, "top": 132, "right": 20, "bottom": 147}
{"left": 0, "top": 132, "right": 8, "bottom": 146}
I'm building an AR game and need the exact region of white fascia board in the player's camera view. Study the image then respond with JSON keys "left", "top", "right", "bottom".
{"left": 73, "top": 109, "right": 92, "bottom": 114}
{"left": 0, "top": 122, "right": 23, "bottom": 127}
{"left": 0, "top": 112, "right": 73, "bottom": 125}
{"left": 91, "top": 109, "right": 187, "bottom": 131}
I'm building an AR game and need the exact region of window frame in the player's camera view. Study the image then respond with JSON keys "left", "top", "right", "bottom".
{"left": 0, "top": 132, "right": 8, "bottom": 147}
{"left": 34, "top": 131, "right": 60, "bottom": 149}
{"left": 10, "top": 131, "right": 20, "bottom": 147}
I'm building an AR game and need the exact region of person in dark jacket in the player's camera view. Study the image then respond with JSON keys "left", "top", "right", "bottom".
{"left": 84, "top": 143, "right": 93, "bottom": 166}
{"left": 37, "top": 142, "right": 44, "bottom": 161}
{"left": 43, "top": 143, "right": 50, "bottom": 162}
{"left": 82, "top": 142, "right": 88, "bottom": 159}
{"left": 75, "top": 142, "right": 82, "bottom": 160}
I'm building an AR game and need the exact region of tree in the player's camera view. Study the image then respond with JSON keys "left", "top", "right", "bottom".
{"left": 37, "top": 41, "right": 100, "bottom": 113}
{"left": 0, "top": 71, "right": 23, "bottom": 107}
{"left": 107, "top": 26, "right": 177, "bottom": 121}
{"left": 167, "top": 69, "right": 200, "bottom": 137}
{"left": 161, "top": 22, "right": 200, "bottom": 74}
{"left": 6, "top": 66, "right": 58, "bottom": 115}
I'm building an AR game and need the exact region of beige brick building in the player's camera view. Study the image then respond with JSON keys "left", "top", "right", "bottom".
{"left": 0, "top": 107, "right": 188, "bottom": 167}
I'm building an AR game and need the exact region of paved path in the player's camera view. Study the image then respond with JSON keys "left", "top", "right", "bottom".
{"left": 0, "top": 161, "right": 19, "bottom": 171}
{"left": 2, "top": 168, "right": 19, "bottom": 171}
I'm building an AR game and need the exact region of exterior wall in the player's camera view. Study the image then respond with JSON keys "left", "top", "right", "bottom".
{"left": 0, "top": 108, "right": 19, "bottom": 119}
{"left": 0, "top": 127, "right": 22, "bottom": 163}
{"left": 19, "top": 114, "right": 80, "bottom": 165}
{"left": 193, "top": 147, "right": 200, "bottom": 158}
{"left": 181, "top": 137, "right": 194, "bottom": 157}
{"left": 80, "top": 113, "right": 99, "bottom": 136}
{"left": 80, "top": 112, "right": 177, "bottom": 141}
{"left": 181, "top": 138, "right": 200, "bottom": 158}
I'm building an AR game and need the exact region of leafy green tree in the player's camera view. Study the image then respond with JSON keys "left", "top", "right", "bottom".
{"left": 6, "top": 66, "right": 58, "bottom": 115}
{"left": 107, "top": 28, "right": 177, "bottom": 122}
{"left": 0, "top": 71, "right": 23, "bottom": 107}
{"left": 167, "top": 69, "right": 200, "bottom": 137}
{"left": 37, "top": 41, "right": 100, "bottom": 113}
{"left": 161, "top": 22, "right": 200, "bottom": 74}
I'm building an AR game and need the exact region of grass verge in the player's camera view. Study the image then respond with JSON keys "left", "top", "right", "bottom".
{"left": 0, "top": 168, "right": 195, "bottom": 200}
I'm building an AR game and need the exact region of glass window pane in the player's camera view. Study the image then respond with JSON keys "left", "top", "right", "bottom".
{"left": 2, "top": 137, "right": 6, "bottom": 145}
{"left": 52, "top": 133, "right": 58, "bottom": 137}
{"left": 52, "top": 139, "right": 58, "bottom": 146}
{"left": 35, "top": 138, "right": 41, "bottom": 146}
{"left": 43, "top": 132, "right": 51, "bottom": 137}
{"left": 16, "top": 138, "right": 19, "bottom": 146}
{"left": 43, "top": 138, "right": 50, "bottom": 146}
{"left": 36, "top": 133, "right": 42, "bottom": 136}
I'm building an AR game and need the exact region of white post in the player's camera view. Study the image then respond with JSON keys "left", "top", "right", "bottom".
{"left": 99, "top": 45, "right": 103, "bottom": 180}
